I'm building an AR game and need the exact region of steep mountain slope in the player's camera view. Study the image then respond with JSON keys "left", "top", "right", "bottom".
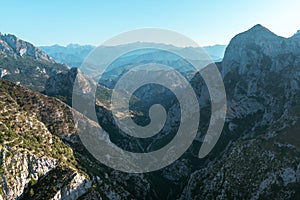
{"left": 0, "top": 33, "right": 69, "bottom": 92}
{"left": 0, "top": 79, "right": 157, "bottom": 199}
{"left": 43, "top": 67, "right": 80, "bottom": 105}
{"left": 0, "top": 79, "right": 91, "bottom": 199}
{"left": 181, "top": 24, "right": 300, "bottom": 199}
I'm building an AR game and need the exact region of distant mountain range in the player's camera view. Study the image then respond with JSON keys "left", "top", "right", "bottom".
{"left": 39, "top": 44, "right": 95, "bottom": 68}
{"left": 39, "top": 43, "right": 227, "bottom": 68}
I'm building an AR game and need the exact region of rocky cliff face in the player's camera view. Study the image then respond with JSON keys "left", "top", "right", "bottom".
{"left": 0, "top": 79, "right": 91, "bottom": 199}
{"left": 181, "top": 24, "right": 300, "bottom": 199}
{"left": 222, "top": 24, "right": 300, "bottom": 129}
{"left": 44, "top": 67, "right": 95, "bottom": 106}
{"left": 0, "top": 33, "right": 69, "bottom": 92}
{"left": 0, "top": 33, "right": 54, "bottom": 63}
{"left": 222, "top": 24, "right": 300, "bottom": 76}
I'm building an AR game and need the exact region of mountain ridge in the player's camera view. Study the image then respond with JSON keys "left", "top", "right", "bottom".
{"left": 0, "top": 33, "right": 54, "bottom": 63}
{"left": 0, "top": 33, "right": 69, "bottom": 92}
{"left": 222, "top": 24, "right": 300, "bottom": 76}
{"left": 1, "top": 24, "right": 300, "bottom": 199}
{"left": 182, "top": 24, "right": 300, "bottom": 199}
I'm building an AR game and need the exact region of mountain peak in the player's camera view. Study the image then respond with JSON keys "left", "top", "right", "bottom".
{"left": 0, "top": 33, "right": 54, "bottom": 63}
{"left": 221, "top": 25, "right": 286, "bottom": 77}
{"left": 226, "top": 24, "right": 281, "bottom": 49}
{"left": 245, "top": 24, "right": 276, "bottom": 36}
{"left": 251, "top": 24, "right": 265, "bottom": 29}
{"left": 225, "top": 24, "right": 279, "bottom": 50}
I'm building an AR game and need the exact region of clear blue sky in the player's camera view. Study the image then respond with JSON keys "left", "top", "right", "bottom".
{"left": 1, "top": 0, "right": 300, "bottom": 46}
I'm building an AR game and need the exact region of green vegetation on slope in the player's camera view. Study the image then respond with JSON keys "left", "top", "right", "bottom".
{"left": 0, "top": 54, "right": 68, "bottom": 92}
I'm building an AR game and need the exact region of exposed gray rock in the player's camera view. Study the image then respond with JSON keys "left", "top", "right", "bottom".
{"left": 0, "top": 68, "right": 10, "bottom": 78}
{"left": 52, "top": 173, "right": 92, "bottom": 200}
{"left": 181, "top": 24, "right": 300, "bottom": 199}
{"left": 0, "top": 33, "right": 54, "bottom": 63}
{"left": 1, "top": 149, "right": 57, "bottom": 200}
{"left": 222, "top": 24, "right": 300, "bottom": 77}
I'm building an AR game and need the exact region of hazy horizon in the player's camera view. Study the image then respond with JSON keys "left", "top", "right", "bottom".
{"left": 37, "top": 41, "right": 228, "bottom": 48}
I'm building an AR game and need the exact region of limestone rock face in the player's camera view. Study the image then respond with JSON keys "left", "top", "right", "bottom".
{"left": 0, "top": 149, "right": 57, "bottom": 199}
{"left": 44, "top": 67, "right": 94, "bottom": 106}
{"left": 180, "top": 24, "right": 300, "bottom": 199}
{"left": 51, "top": 172, "right": 92, "bottom": 200}
{"left": 222, "top": 24, "right": 300, "bottom": 76}
{"left": 0, "top": 79, "right": 92, "bottom": 200}
{"left": 0, "top": 33, "right": 69, "bottom": 92}
{"left": 0, "top": 33, "right": 54, "bottom": 62}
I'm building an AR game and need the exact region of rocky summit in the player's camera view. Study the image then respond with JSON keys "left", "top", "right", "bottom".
{"left": 0, "top": 33, "right": 68, "bottom": 92}
{"left": 182, "top": 24, "right": 300, "bottom": 199}
{"left": 0, "top": 33, "right": 53, "bottom": 62}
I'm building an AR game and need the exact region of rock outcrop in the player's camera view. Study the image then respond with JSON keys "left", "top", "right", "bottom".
{"left": 0, "top": 33, "right": 54, "bottom": 63}
{"left": 44, "top": 67, "right": 95, "bottom": 106}
{"left": 0, "top": 79, "right": 91, "bottom": 199}
{"left": 0, "top": 33, "right": 69, "bottom": 92}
